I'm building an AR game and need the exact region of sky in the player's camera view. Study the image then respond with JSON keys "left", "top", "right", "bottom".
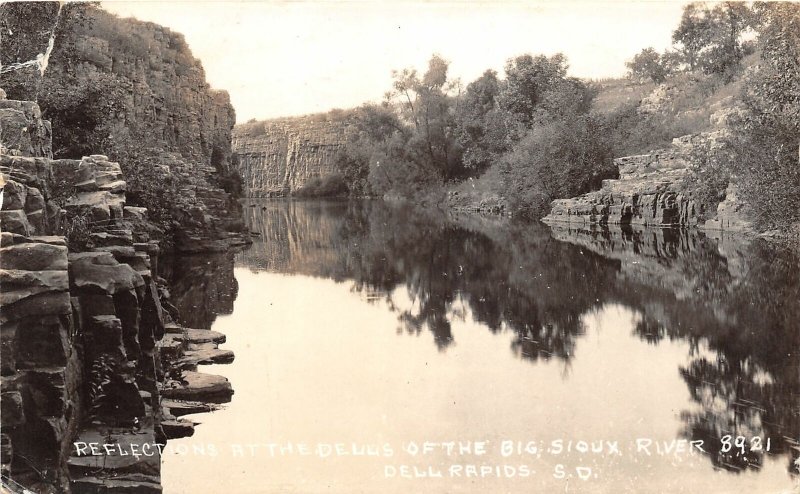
{"left": 101, "top": 1, "right": 691, "bottom": 122}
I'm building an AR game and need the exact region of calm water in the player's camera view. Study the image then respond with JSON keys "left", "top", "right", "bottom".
{"left": 162, "top": 199, "right": 799, "bottom": 493}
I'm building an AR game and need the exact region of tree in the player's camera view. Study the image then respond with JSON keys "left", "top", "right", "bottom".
{"left": 725, "top": 1, "right": 800, "bottom": 231}
{"left": 500, "top": 114, "right": 616, "bottom": 218}
{"left": 672, "top": 2, "right": 754, "bottom": 76}
{"left": 672, "top": 2, "right": 713, "bottom": 71}
{"left": 702, "top": 2, "right": 754, "bottom": 76}
{"left": 626, "top": 47, "right": 669, "bottom": 83}
{"left": 335, "top": 103, "right": 404, "bottom": 196}
{"left": 387, "top": 54, "right": 463, "bottom": 182}
{"left": 454, "top": 70, "right": 514, "bottom": 172}
{"left": 498, "top": 53, "right": 568, "bottom": 127}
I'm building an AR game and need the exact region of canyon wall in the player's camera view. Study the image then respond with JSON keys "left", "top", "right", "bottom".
{"left": 1, "top": 4, "right": 244, "bottom": 492}
{"left": 1, "top": 97, "right": 163, "bottom": 493}
{"left": 1, "top": 97, "right": 237, "bottom": 494}
{"left": 1, "top": 2, "right": 235, "bottom": 169}
{"left": 232, "top": 114, "right": 354, "bottom": 196}
{"left": 0, "top": 2, "right": 246, "bottom": 252}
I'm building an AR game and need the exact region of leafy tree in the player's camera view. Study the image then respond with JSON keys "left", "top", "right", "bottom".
{"left": 725, "top": 1, "right": 800, "bottom": 231}
{"left": 383, "top": 54, "right": 464, "bottom": 185}
{"left": 660, "top": 49, "right": 685, "bottom": 75}
{"left": 38, "top": 70, "right": 130, "bottom": 158}
{"left": 679, "top": 140, "right": 733, "bottom": 221}
{"left": 294, "top": 173, "right": 349, "bottom": 198}
{"left": 335, "top": 103, "right": 406, "bottom": 196}
{"left": 498, "top": 53, "right": 570, "bottom": 127}
{"left": 367, "top": 130, "right": 440, "bottom": 197}
{"left": 500, "top": 114, "right": 616, "bottom": 218}
{"left": 672, "top": 3, "right": 713, "bottom": 71}
{"left": 334, "top": 141, "right": 373, "bottom": 196}
{"left": 703, "top": 2, "right": 754, "bottom": 76}
{"left": 454, "top": 70, "right": 516, "bottom": 172}
{"left": 672, "top": 2, "right": 754, "bottom": 76}
{"left": 626, "top": 47, "right": 669, "bottom": 83}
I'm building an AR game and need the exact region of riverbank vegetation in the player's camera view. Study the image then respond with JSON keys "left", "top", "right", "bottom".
{"left": 324, "top": 2, "right": 798, "bottom": 235}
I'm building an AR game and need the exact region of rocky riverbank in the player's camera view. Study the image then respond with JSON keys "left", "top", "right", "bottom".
{"left": 1, "top": 97, "right": 244, "bottom": 493}
{"left": 541, "top": 131, "right": 754, "bottom": 234}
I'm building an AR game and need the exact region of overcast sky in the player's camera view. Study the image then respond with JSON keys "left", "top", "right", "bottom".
{"left": 101, "top": 1, "right": 690, "bottom": 122}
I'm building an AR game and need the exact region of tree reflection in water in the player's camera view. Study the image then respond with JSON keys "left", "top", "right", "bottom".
{"left": 238, "top": 199, "right": 799, "bottom": 476}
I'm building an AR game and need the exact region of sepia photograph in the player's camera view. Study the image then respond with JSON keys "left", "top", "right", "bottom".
{"left": 0, "top": 0, "right": 798, "bottom": 492}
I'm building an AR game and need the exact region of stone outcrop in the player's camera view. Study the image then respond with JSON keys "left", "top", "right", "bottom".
{"left": 233, "top": 113, "right": 354, "bottom": 196}
{"left": 542, "top": 132, "right": 754, "bottom": 232}
{"left": 0, "top": 100, "right": 53, "bottom": 158}
{"left": 1, "top": 98, "right": 237, "bottom": 493}
{"left": 0, "top": 234, "right": 75, "bottom": 493}
{"left": 139, "top": 150, "right": 251, "bottom": 253}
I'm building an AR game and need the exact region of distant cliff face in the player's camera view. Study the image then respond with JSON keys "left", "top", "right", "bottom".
{"left": 232, "top": 114, "right": 354, "bottom": 196}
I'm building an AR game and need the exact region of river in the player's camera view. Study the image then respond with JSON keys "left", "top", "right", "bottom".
{"left": 160, "top": 199, "right": 799, "bottom": 493}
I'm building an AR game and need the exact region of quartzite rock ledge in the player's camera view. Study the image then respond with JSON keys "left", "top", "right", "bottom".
{"left": 0, "top": 97, "right": 240, "bottom": 493}
{"left": 542, "top": 132, "right": 754, "bottom": 233}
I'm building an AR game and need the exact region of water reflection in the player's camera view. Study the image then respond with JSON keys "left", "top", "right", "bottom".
{"left": 239, "top": 199, "right": 799, "bottom": 477}
{"left": 160, "top": 251, "right": 239, "bottom": 329}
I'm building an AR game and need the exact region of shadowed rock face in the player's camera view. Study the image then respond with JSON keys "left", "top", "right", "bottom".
{"left": 0, "top": 97, "right": 238, "bottom": 492}
{"left": 232, "top": 115, "right": 354, "bottom": 196}
{"left": 0, "top": 100, "right": 52, "bottom": 158}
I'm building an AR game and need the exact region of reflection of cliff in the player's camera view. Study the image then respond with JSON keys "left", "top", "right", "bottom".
{"left": 239, "top": 200, "right": 371, "bottom": 280}
{"left": 240, "top": 200, "right": 799, "bottom": 475}
{"left": 160, "top": 252, "right": 239, "bottom": 329}
{"left": 546, "top": 224, "right": 736, "bottom": 300}
{"left": 232, "top": 114, "right": 354, "bottom": 196}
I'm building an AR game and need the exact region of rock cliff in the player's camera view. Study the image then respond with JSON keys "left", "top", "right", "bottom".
{"left": 0, "top": 2, "right": 246, "bottom": 252}
{"left": 1, "top": 2, "right": 234, "bottom": 168}
{"left": 0, "top": 9, "right": 245, "bottom": 485}
{"left": 232, "top": 113, "right": 354, "bottom": 196}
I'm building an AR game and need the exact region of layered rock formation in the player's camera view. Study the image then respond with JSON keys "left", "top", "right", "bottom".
{"left": 1, "top": 98, "right": 236, "bottom": 492}
{"left": 542, "top": 132, "right": 753, "bottom": 232}
{"left": 0, "top": 2, "right": 247, "bottom": 253}
{"left": 232, "top": 114, "right": 354, "bottom": 196}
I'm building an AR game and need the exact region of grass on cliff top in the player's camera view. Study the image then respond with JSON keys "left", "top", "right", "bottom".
{"left": 590, "top": 78, "right": 658, "bottom": 115}
{"left": 235, "top": 108, "right": 358, "bottom": 138}
{"left": 594, "top": 54, "right": 756, "bottom": 143}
